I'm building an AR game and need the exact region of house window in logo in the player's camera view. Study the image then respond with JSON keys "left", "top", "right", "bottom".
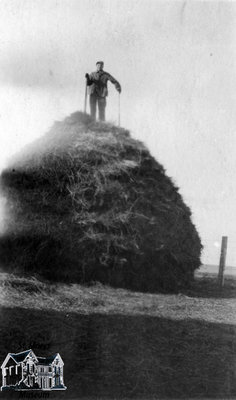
{"left": 1, "top": 349, "right": 66, "bottom": 391}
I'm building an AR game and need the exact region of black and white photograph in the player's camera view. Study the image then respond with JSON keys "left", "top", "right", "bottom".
{"left": 0, "top": 0, "right": 236, "bottom": 399}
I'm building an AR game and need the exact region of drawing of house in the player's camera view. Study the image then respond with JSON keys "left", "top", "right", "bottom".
{"left": 1, "top": 349, "right": 66, "bottom": 391}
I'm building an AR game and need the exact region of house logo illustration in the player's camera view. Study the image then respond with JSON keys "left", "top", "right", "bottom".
{"left": 1, "top": 349, "right": 67, "bottom": 391}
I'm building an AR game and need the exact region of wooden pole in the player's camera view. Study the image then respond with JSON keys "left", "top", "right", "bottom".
{"left": 218, "top": 236, "right": 228, "bottom": 287}
{"left": 118, "top": 92, "right": 120, "bottom": 126}
{"left": 84, "top": 81, "right": 88, "bottom": 114}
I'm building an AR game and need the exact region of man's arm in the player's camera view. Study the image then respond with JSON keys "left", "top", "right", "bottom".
{"left": 85, "top": 73, "right": 93, "bottom": 86}
{"left": 107, "top": 73, "right": 122, "bottom": 93}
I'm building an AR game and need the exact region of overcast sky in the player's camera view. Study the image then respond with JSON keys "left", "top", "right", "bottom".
{"left": 0, "top": 0, "right": 236, "bottom": 266}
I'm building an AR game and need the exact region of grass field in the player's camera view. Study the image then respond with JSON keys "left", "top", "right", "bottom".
{"left": 0, "top": 270, "right": 236, "bottom": 399}
{"left": 0, "top": 271, "right": 235, "bottom": 324}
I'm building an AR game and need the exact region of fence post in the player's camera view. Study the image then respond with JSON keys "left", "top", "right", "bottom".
{"left": 218, "top": 236, "right": 228, "bottom": 288}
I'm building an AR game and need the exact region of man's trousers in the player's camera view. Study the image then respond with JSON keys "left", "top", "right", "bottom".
{"left": 89, "top": 94, "right": 106, "bottom": 121}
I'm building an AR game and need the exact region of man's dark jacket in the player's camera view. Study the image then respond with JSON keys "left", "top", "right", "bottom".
{"left": 87, "top": 70, "right": 121, "bottom": 97}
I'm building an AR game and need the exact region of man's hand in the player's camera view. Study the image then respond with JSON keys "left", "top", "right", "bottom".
{"left": 85, "top": 73, "right": 89, "bottom": 79}
{"left": 117, "top": 85, "right": 122, "bottom": 93}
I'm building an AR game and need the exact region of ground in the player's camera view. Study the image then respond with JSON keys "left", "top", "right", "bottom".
{"left": 0, "top": 271, "right": 235, "bottom": 325}
{"left": 0, "top": 270, "right": 235, "bottom": 399}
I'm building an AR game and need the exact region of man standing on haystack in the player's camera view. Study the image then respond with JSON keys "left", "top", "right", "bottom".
{"left": 85, "top": 61, "right": 121, "bottom": 121}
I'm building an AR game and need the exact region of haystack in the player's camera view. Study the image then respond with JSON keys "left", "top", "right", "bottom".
{"left": 0, "top": 112, "right": 202, "bottom": 292}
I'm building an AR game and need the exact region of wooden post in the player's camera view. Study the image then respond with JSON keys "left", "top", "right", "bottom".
{"left": 218, "top": 236, "right": 228, "bottom": 287}
{"left": 84, "top": 81, "right": 88, "bottom": 114}
{"left": 118, "top": 92, "right": 120, "bottom": 126}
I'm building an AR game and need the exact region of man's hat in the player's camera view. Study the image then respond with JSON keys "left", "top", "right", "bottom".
{"left": 96, "top": 61, "right": 104, "bottom": 66}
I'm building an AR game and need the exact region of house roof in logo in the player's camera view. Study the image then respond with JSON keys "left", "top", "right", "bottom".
{"left": 1, "top": 349, "right": 37, "bottom": 369}
{"left": 10, "top": 349, "right": 33, "bottom": 363}
{"left": 37, "top": 353, "right": 64, "bottom": 366}
{"left": 37, "top": 355, "right": 57, "bottom": 365}
{"left": 1, "top": 350, "right": 64, "bottom": 370}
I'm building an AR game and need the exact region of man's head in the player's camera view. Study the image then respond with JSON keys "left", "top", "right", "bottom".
{"left": 96, "top": 61, "right": 104, "bottom": 71}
